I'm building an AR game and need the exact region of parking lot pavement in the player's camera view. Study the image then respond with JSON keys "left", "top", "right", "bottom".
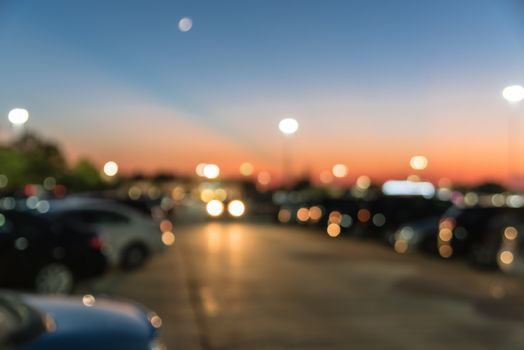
{"left": 77, "top": 222, "right": 524, "bottom": 350}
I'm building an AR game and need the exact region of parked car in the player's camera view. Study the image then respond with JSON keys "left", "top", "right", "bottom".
{"left": 46, "top": 198, "right": 169, "bottom": 270}
{"left": 0, "top": 291, "right": 164, "bottom": 350}
{"left": 437, "top": 206, "right": 524, "bottom": 268}
{"left": 0, "top": 210, "right": 106, "bottom": 294}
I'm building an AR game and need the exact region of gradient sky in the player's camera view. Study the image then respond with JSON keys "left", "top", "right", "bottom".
{"left": 1, "top": 0, "right": 524, "bottom": 185}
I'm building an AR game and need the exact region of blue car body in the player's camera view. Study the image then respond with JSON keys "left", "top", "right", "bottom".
{"left": 3, "top": 293, "right": 161, "bottom": 350}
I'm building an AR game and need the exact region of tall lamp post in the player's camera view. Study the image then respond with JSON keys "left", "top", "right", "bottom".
{"left": 502, "top": 85, "right": 524, "bottom": 188}
{"left": 278, "top": 117, "right": 299, "bottom": 187}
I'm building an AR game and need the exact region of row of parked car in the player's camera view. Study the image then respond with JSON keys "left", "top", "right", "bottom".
{"left": 0, "top": 194, "right": 173, "bottom": 349}
{"left": 0, "top": 195, "right": 173, "bottom": 294}
{"left": 278, "top": 194, "right": 524, "bottom": 273}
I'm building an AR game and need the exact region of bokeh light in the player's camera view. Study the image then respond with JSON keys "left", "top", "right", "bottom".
{"left": 8, "top": 108, "right": 29, "bottom": 125}
{"left": 82, "top": 295, "right": 96, "bottom": 307}
{"left": 327, "top": 223, "right": 341, "bottom": 237}
{"left": 257, "top": 171, "right": 271, "bottom": 185}
{"left": 278, "top": 208, "right": 292, "bottom": 223}
{"left": 228, "top": 200, "right": 246, "bottom": 217}
{"left": 504, "top": 226, "right": 518, "bottom": 240}
{"left": 356, "top": 175, "right": 371, "bottom": 189}
{"left": 162, "top": 231, "right": 176, "bottom": 246}
{"left": 160, "top": 219, "right": 173, "bottom": 233}
{"left": 103, "top": 161, "right": 118, "bottom": 177}
{"left": 178, "top": 17, "right": 193, "bottom": 32}
{"left": 296, "top": 207, "right": 309, "bottom": 222}
{"left": 195, "top": 163, "right": 207, "bottom": 177}
{"left": 319, "top": 170, "right": 333, "bottom": 184}
{"left": 332, "top": 164, "right": 348, "bottom": 178}
{"left": 308, "top": 206, "right": 322, "bottom": 221}
{"left": 278, "top": 118, "right": 299, "bottom": 135}
{"left": 240, "top": 162, "right": 254, "bottom": 176}
{"left": 200, "top": 188, "right": 215, "bottom": 203}
{"left": 203, "top": 164, "right": 220, "bottom": 179}
{"left": 502, "top": 85, "right": 524, "bottom": 103}
{"left": 410, "top": 156, "right": 428, "bottom": 170}
{"left": 499, "top": 250, "right": 514, "bottom": 265}
{"left": 206, "top": 200, "right": 224, "bottom": 217}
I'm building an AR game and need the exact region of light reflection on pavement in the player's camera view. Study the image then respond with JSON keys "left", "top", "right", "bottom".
{"left": 77, "top": 223, "right": 524, "bottom": 350}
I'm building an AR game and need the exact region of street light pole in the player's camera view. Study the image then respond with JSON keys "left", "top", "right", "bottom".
{"left": 502, "top": 85, "right": 524, "bottom": 188}
{"left": 278, "top": 118, "right": 299, "bottom": 187}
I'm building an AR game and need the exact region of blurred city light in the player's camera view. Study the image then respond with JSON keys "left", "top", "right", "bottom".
{"left": 257, "top": 171, "right": 271, "bottom": 185}
{"left": 178, "top": 17, "right": 193, "bottom": 32}
{"left": 161, "top": 231, "right": 176, "bottom": 246}
{"left": 502, "top": 85, "right": 524, "bottom": 103}
{"left": 82, "top": 295, "right": 96, "bottom": 307}
{"left": 319, "top": 170, "right": 333, "bottom": 184}
{"left": 239, "top": 162, "right": 254, "bottom": 176}
{"left": 278, "top": 208, "right": 291, "bottom": 223}
{"left": 103, "top": 161, "right": 119, "bottom": 177}
{"left": 278, "top": 118, "right": 299, "bottom": 135}
{"left": 410, "top": 155, "right": 428, "bottom": 170}
{"left": 332, "top": 164, "right": 348, "bottom": 178}
{"left": 203, "top": 164, "right": 220, "bottom": 179}
{"left": 206, "top": 200, "right": 224, "bottom": 217}
{"left": 356, "top": 175, "right": 371, "bottom": 189}
{"left": 227, "top": 200, "right": 246, "bottom": 217}
{"left": 8, "top": 108, "right": 29, "bottom": 125}
{"left": 195, "top": 163, "right": 207, "bottom": 177}
{"left": 200, "top": 188, "right": 214, "bottom": 202}
{"left": 296, "top": 207, "right": 309, "bottom": 222}
{"left": 326, "top": 223, "right": 341, "bottom": 237}
{"left": 382, "top": 180, "right": 435, "bottom": 197}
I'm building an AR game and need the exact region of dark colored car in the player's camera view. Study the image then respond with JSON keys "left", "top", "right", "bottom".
{"left": 0, "top": 210, "right": 106, "bottom": 294}
{"left": 437, "top": 206, "right": 524, "bottom": 267}
{"left": 0, "top": 291, "right": 164, "bottom": 350}
{"left": 350, "top": 195, "right": 451, "bottom": 243}
{"left": 392, "top": 216, "right": 441, "bottom": 254}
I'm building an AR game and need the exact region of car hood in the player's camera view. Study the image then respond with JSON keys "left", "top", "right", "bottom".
{"left": 20, "top": 295, "right": 157, "bottom": 350}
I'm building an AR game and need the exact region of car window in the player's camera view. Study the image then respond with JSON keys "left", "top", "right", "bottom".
{"left": 1, "top": 212, "right": 48, "bottom": 238}
{"left": 64, "top": 210, "right": 130, "bottom": 225}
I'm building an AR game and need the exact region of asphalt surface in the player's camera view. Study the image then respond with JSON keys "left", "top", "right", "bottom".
{"left": 77, "top": 222, "right": 524, "bottom": 350}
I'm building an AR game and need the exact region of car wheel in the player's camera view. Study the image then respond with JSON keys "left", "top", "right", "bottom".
{"left": 35, "top": 263, "right": 74, "bottom": 294}
{"left": 121, "top": 244, "right": 147, "bottom": 270}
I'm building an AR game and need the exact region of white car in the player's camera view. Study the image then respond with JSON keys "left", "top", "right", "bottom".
{"left": 47, "top": 198, "right": 171, "bottom": 269}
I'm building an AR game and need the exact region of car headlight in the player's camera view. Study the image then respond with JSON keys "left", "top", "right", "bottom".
{"left": 150, "top": 338, "right": 167, "bottom": 350}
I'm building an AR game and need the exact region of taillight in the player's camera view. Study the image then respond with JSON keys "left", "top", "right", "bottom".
{"left": 89, "top": 236, "right": 104, "bottom": 251}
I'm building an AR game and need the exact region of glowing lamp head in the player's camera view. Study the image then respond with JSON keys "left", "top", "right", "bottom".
{"left": 8, "top": 108, "right": 29, "bottom": 125}
{"left": 203, "top": 164, "right": 220, "bottom": 179}
{"left": 278, "top": 118, "right": 299, "bottom": 135}
{"left": 332, "top": 164, "right": 348, "bottom": 178}
{"left": 103, "top": 161, "right": 119, "bottom": 177}
{"left": 410, "top": 155, "right": 428, "bottom": 170}
{"left": 503, "top": 85, "right": 524, "bottom": 103}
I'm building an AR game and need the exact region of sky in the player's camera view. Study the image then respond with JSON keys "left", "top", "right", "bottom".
{"left": 1, "top": 0, "right": 524, "bottom": 186}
